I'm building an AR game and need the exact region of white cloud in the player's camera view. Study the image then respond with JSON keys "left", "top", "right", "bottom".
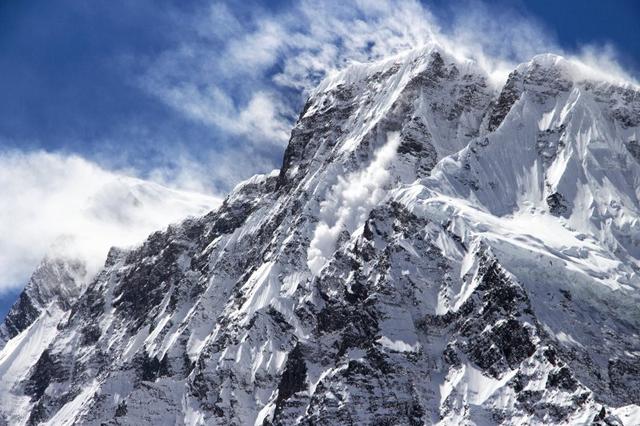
{"left": 225, "top": 20, "right": 287, "bottom": 73}
{"left": 142, "top": 72, "right": 290, "bottom": 146}
{"left": 236, "top": 91, "right": 292, "bottom": 143}
{"left": 167, "top": 145, "right": 280, "bottom": 193}
{"left": 0, "top": 150, "right": 220, "bottom": 294}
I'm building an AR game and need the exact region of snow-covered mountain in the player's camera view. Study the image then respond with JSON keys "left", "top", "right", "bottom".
{"left": 0, "top": 177, "right": 217, "bottom": 424}
{"left": 1, "top": 44, "right": 639, "bottom": 425}
{"left": 0, "top": 176, "right": 218, "bottom": 344}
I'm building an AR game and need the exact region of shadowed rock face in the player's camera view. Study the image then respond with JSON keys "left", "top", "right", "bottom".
{"left": 546, "top": 192, "right": 569, "bottom": 216}
{"left": 25, "top": 350, "right": 66, "bottom": 400}
{"left": 2, "top": 292, "right": 39, "bottom": 341}
{"left": 1, "top": 46, "right": 640, "bottom": 425}
{"left": 625, "top": 140, "right": 640, "bottom": 163}
{"left": 0, "top": 257, "right": 86, "bottom": 345}
{"left": 488, "top": 70, "right": 524, "bottom": 132}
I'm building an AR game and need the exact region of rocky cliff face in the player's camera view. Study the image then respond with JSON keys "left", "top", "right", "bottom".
{"left": 1, "top": 44, "right": 639, "bottom": 425}
{"left": 0, "top": 257, "right": 87, "bottom": 346}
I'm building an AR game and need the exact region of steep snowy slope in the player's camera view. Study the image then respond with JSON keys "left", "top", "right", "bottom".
{"left": 1, "top": 44, "right": 639, "bottom": 425}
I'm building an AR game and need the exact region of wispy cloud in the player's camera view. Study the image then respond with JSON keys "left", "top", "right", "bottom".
{"left": 0, "top": 150, "right": 219, "bottom": 293}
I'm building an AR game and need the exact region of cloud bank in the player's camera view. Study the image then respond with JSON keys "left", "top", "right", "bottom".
{"left": 0, "top": 150, "right": 219, "bottom": 294}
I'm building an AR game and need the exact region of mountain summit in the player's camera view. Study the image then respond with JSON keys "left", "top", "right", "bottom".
{"left": 1, "top": 44, "right": 639, "bottom": 425}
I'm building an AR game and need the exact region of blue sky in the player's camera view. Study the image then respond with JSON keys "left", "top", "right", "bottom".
{"left": 0, "top": 0, "right": 638, "bottom": 317}
{"left": 1, "top": 0, "right": 638, "bottom": 187}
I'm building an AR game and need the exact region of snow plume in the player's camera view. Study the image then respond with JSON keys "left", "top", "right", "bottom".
{"left": 566, "top": 44, "right": 639, "bottom": 87}
{"left": 307, "top": 132, "right": 400, "bottom": 275}
{"left": 141, "top": 0, "right": 637, "bottom": 149}
{"left": 0, "top": 150, "right": 220, "bottom": 294}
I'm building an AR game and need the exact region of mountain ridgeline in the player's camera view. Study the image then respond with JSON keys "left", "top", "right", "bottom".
{"left": 1, "top": 45, "right": 640, "bottom": 425}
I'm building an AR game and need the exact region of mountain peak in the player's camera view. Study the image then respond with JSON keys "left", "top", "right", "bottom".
{"left": 0, "top": 255, "right": 87, "bottom": 348}
{"left": 519, "top": 52, "right": 639, "bottom": 90}
{"left": 313, "top": 43, "right": 487, "bottom": 97}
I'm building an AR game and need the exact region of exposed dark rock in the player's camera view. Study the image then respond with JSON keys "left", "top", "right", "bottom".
{"left": 2, "top": 292, "right": 40, "bottom": 339}
{"left": 27, "top": 401, "right": 47, "bottom": 426}
{"left": 625, "top": 140, "right": 640, "bottom": 163}
{"left": 608, "top": 358, "right": 640, "bottom": 404}
{"left": 547, "top": 192, "right": 569, "bottom": 216}
{"left": 80, "top": 324, "right": 101, "bottom": 346}
{"left": 137, "top": 351, "right": 171, "bottom": 382}
{"left": 547, "top": 366, "right": 579, "bottom": 392}
{"left": 24, "top": 350, "right": 65, "bottom": 400}
{"left": 115, "top": 401, "right": 127, "bottom": 417}
{"left": 488, "top": 70, "right": 523, "bottom": 131}
{"left": 272, "top": 343, "right": 307, "bottom": 422}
